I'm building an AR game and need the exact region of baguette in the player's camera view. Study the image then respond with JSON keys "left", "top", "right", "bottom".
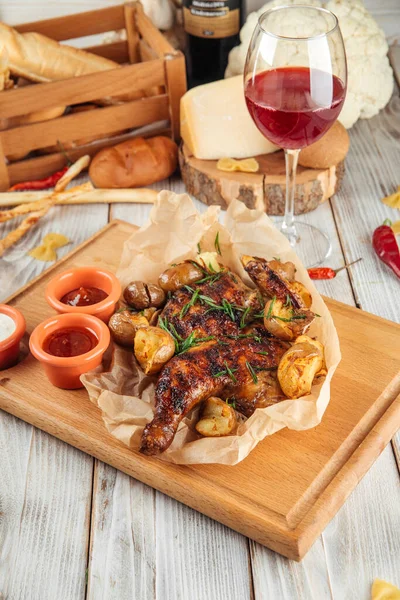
{"left": 89, "top": 136, "right": 179, "bottom": 188}
{"left": 0, "top": 22, "right": 118, "bottom": 83}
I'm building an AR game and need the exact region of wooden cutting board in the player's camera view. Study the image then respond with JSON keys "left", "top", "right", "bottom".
{"left": 179, "top": 144, "right": 345, "bottom": 215}
{"left": 1, "top": 220, "right": 399, "bottom": 561}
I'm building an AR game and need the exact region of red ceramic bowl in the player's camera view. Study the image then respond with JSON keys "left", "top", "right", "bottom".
{"left": 29, "top": 312, "right": 110, "bottom": 389}
{"left": 0, "top": 304, "right": 26, "bottom": 370}
{"left": 45, "top": 266, "right": 121, "bottom": 322}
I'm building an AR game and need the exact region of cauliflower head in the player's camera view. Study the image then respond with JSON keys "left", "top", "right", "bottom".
{"left": 225, "top": 0, "right": 394, "bottom": 128}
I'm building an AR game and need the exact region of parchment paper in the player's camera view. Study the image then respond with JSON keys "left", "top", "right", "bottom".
{"left": 81, "top": 191, "right": 341, "bottom": 465}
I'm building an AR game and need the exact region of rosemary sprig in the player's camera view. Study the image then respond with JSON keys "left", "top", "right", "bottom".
{"left": 265, "top": 296, "right": 276, "bottom": 320}
{"left": 214, "top": 231, "right": 222, "bottom": 255}
{"left": 256, "top": 350, "right": 269, "bottom": 356}
{"left": 222, "top": 298, "right": 235, "bottom": 320}
{"left": 197, "top": 242, "right": 201, "bottom": 253}
{"left": 225, "top": 361, "right": 238, "bottom": 383}
{"left": 212, "top": 361, "right": 238, "bottom": 383}
{"left": 159, "top": 316, "right": 215, "bottom": 353}
{"left": 246, "top": 361, "right": 258, "bottom": 384}
{"left": 224, "top": 333, "right": 262, "bottom": 342}
{"left": 189, "top": 260, "right": 207, "bottom": 274}
{"left": 284, "top": 294, "right": 292, "bottom": 308}
{"left": 314, "top": 313, "right": 321, "bottom": 317}
{"left": 274, "top": 314, "right": 307, "bottom": 322}
{"left": 240, "top": 307, "right": 251, "bottom": 328}
{"left": 253, "top": 310, "right": 265, "bottom": 319}
{"left": 179, "top": 288, "right": 199, "bottom": 318}
{"left": 195, "top": 271, "right": 223, "bottom": 285}
{"left": 226, "top": 398, "right": 236, "bottom": 409}
{"left": 272, "top": 256, "right": 281, "bottom": 262}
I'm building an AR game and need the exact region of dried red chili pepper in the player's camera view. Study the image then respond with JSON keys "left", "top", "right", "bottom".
{"left": 308, "top": 258, "right": 362, "bottom": 280}
{"left": 8, "top": 166, "right": 69, "bottom": 192}
{"left": 372, "top": 219, "right": 400, "bottom": 279}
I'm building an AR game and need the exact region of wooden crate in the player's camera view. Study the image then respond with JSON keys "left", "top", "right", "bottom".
{"left": 0, "top": 2, "right": 187, "bottom": 190}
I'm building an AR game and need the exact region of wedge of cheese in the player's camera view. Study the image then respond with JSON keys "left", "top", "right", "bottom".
{"left": 180, "top": 75, "right": 278, "bottom": 160}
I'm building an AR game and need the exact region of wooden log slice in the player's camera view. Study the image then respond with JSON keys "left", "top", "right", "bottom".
{"left": 179, "top": 144, "right": 344, "bottom": 215}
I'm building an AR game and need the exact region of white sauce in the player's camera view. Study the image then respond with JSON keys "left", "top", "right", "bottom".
{"left": 0, "top": 313, "right": 16, "bottom": 342}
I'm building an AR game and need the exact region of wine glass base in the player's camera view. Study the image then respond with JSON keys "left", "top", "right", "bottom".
{"left": 279, "top": 221, "right": 332, "bottom": 268}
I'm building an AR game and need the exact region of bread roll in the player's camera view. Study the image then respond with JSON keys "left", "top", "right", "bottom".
{"left": 89, "top": 136, "right": 179, "bottom": 188}
{"left": 0, "top": 22, "right": 118, "bottom": 83}
{"left": 299, "top": 121, "right": 350, "bottom": 169}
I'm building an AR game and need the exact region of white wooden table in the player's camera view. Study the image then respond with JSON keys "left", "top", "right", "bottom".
{"left": 0, "top": 2, "right": 400, "bottom": 599}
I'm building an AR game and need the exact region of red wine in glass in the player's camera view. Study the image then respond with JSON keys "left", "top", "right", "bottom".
{"left": 245, "top": 66, "right": 346, "bottom": 150}
{"left": 244, "top": 5, "right": 347, "bottom": 267}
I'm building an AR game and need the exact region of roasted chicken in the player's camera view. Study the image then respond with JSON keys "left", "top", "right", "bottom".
{"left": 138, "top": 256, "right": 318, "bottom": 455}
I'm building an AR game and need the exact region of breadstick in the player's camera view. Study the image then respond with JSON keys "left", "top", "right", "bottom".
{"left": 0, "top": 206, "right": 51, "bottom": 257}
{"left": 0, "top": 186, "right": 158, "bottom": 208}
{"left": 54, "top": 155, "right": 91, "bottom": 192}
{"left": 0, "top": 182, "right": 93, "bottom": 223}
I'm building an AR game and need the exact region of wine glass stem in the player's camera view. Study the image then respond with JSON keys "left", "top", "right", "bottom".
{"left": 281, "top": 148, "right": 300, "bottom": 247}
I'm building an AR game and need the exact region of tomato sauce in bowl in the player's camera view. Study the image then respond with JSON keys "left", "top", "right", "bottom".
{"left": 43, "top": 326, "right": 98, "bottom": 358}
{"left": 60, "top": 287, "right": 108, "bottom": 307}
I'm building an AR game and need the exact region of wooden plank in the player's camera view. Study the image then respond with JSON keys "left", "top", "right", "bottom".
{"left": 87, "top": 462, "right": 251, "bottom": 600}
{"left": 6, "top": 126, "right": 171, "bottom": 187}
{"left": 1, "top": 220, "right": 399, "bottom": 561}
{"left": 14, "top": 5, "right": 125, "bottom": 40}
{"left": 85, "top": 40, "right": 129, "bottom": 64}
{"left": 124, "top": 2, "right": 140, "bottom": 64}
{"left": 321, "top": 444, "right": 400, "bottom": 599}
{"left": 0, "top": 60, "right": 165, "bottom": 119}
{"left": 135, "top": 2, "right": 175, "bottom": 57}
{"left": 0, "top": 202, "right": 109, "bottom": 600}
{"left": 1, "top": 95, "right": 169, "bottom": 155}
{"left": 0, "top": 414, "right": 93, "bottom": 600}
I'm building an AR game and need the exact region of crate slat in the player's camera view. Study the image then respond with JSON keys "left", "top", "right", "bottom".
{"left": 1, "top": 96, "right": 170, "bottom": 156}
{"left": 0, "top": 60, "right": 165, "bottom": 119}
{"left": 135, "top": 3, "right": 173, "bottom": 57}
{"left": 7, "top": 126, "right": 172, "bottom": 186}
{"left": 124, "top": 3, "right": 140, "bottom": 64}
{"left": 0, "top": 2, "right": 186, "bottom": 190}
{"left": 86, "top": 41, "right": 129, "bottom": 64}
{"left": 14, "top": 5, "right": 125, "bottom": 40}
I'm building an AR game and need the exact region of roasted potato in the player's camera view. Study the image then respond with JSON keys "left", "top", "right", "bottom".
{"left": 263, "top": 298, "right": 314, "bottom": 341}
{"left": 108, "top": 310, "right": 149, "bottom": 346}
{"left": 158, "top": 261, "right": 203, "bottom": 292}
{"left": 288, "top": 281, "right": 312, "bottom": 308}
{"left": 123, "top": 281, "right": 165, "bottom": 310}
{"left": 277, "top": 335, "right": 325, "bottom": 399}
{"left": 134, "top": 326, "right": 175, "bottom": 374}
{"left": 195, "top": 397, "right": 236, "bottom": 437}
{"left": 268, "top": 259, "right": 296, "bottom": 282}
{"left": 196, "top": 251, "right": 221, "bottom": 273}
{"left": 141, "top": 307, "right": 161, "bottom": 325}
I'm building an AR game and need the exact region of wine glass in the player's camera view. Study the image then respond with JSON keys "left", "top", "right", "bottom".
{"left": 244, "top": 5, "right": 347, "bottom": 266}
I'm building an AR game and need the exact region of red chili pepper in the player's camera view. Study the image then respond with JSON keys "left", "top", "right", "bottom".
{"left": 8, "top": 166, "right": 69, "bottom": 191}
{"left": 372, "top": 219, "right": 400, "bottom": 279}
{"left": 308, "top": 258, "right": 362, "bottom": 280}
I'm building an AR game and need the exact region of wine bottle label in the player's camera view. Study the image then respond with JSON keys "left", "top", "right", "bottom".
{"left": 183, "top": 0, "right": 240, "bottom": 39}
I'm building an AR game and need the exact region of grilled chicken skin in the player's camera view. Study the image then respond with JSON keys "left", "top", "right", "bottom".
{"left": 241, "top": 255, "right": 304, "bottom": 308}
{"left": 139, "top": 258, "right": 313, "bottom": 456}
{"left": 139, "top": 327, "right": 289, "bottom": 455}
{"left": 160, "top": 269, "right": 261, "bottom": 339}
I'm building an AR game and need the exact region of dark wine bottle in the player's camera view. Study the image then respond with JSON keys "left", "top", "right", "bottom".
{"left": 183, "top": 0, "right": 242, "bottom": 88}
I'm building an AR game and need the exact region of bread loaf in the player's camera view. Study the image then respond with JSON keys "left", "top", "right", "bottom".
{"left": 0, "top": 22, "right": 118, "bottom": 83}
{"left": 299, "top": 121, "right": 350, "bottom": 169}
{"left": 89, "top": 136, "right": 179, "bottom": 188}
